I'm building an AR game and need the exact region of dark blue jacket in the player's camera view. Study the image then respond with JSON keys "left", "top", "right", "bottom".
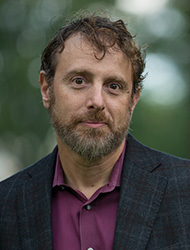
{"left": 1, "top": 134, "right": 190, "bottom": 249}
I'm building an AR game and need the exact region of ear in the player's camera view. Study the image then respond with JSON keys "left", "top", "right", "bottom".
{"left": 130, "top": 87, "right": 141, "bottom": 113}
{"left": 39, "top": 71, "right": 51, "bottom": 109}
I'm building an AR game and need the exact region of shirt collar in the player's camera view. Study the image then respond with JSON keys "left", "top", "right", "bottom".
{"left": 52, "top": 140, "right": 126, "bottom": 189}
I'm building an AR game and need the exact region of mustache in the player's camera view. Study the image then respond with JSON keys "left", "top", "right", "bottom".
{"left": 70, "top": 109, "right": 112, "bottom": 128}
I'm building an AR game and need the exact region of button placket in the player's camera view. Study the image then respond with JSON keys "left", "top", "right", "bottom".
{"left": 80, "top": 202, "right": 96, "bottom": 250}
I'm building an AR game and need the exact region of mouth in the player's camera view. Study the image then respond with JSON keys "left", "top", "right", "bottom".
{"left": 81, "top": 121, "right": 107, "bottom": 128}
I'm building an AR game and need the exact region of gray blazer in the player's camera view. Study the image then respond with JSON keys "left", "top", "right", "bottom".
{"left": 1, "top": 134, "right": 190, "bottom": 250}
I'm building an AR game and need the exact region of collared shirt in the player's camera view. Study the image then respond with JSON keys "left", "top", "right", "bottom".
{"left": 52, "top": 142, "right": 126, "bottom": 250}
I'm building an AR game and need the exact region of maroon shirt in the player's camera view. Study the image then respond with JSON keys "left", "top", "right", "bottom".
{"left": 52, "top": 143, "right": 126, "bottom": 250}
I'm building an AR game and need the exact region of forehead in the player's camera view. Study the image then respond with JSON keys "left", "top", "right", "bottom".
{"left": 57, "top": 32, "right": 130, "bottom": 63}
{"left": 55, "top": 33, "right": 132, "bottom": 83}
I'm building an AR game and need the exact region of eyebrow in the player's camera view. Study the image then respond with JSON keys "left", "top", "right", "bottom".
{"left": 63, "top": 69, "right": 94, "bottom": 80}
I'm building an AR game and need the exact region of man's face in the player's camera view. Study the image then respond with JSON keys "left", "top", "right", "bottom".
{"left": 40, "top": 33, "right": 140, "bottom": 162}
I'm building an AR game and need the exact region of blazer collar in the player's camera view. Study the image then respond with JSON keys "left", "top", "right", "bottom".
{"left": 17, "top": 147, "right": 58, "bottom": 250}
{"left": 113, "top": 134, "right": 168, "bottom": 250}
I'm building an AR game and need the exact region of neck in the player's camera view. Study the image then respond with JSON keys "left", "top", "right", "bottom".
{"left": 57, "top": 137, "right": 125, "bottom": 199}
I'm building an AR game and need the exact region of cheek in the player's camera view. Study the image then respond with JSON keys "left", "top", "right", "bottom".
{"left": 108, "top": 106, "right": 127, "bottom": 128}
{"left": 54, "top": 93, "right": 84, "bottom": 119}
{"left": 109, "top": 98, "right": 131, "bottom": 119}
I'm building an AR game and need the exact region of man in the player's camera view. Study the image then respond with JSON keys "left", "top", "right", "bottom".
{"left": 1, "top": 14, "right": 190, "bottom": 250}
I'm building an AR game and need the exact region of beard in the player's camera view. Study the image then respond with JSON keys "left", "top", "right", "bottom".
{"left": 48, "top": 90, "right": 132, "bottom": 162}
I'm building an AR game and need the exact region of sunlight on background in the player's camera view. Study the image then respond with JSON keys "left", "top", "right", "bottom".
{"left": 0, "top": 151, "right": 20, "bottom": 181}
{"left": 116, "top": 0, "right": 169, "bottom": 15}
{"left": 142, "top": 53, "right": 187, "bottom": 105}
{"left": 145, "top": 8, "right": 187, "bottom": 39}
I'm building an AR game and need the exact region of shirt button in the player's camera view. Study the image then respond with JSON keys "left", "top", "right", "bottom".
{"left": 87, "top": 248, "right": 94, "bottom": 250}
{"left": 60, "top": 185, "right": 65, "bottom": 190}
{"left": 85, "top": 204, "right": 92, "bottom": 210}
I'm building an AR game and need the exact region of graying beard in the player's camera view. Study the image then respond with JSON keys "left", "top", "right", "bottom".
{"left": 59, "top": 128, "right": 128, "bottom": 162}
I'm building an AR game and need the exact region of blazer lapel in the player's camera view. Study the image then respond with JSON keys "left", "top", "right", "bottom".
{"left": 113, "top": 135, "right": 168, "bottom": 250}
{"left": 17, "top": 148, "right": 57, "bottom": 250}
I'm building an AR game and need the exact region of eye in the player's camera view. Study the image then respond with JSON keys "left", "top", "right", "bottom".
{"left": 73, "top": 77, "right": 86, "bottom": 85}
{"left": 106, "top": 82, "right": 122, "bottom": 95}
{"left": 109, "top": 83, "right": 120, "bottom": 90}
{"left": 71, "top": 77, "right": 88, "bottom": 89}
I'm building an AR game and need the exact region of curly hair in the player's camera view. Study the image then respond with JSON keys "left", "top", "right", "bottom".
{"left": 40, "top": 14, "right": 146, "bottom": 94}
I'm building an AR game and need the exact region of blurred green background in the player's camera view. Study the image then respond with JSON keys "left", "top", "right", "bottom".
{"left": 0, "top": 0, "right": 189, "bottom": 180}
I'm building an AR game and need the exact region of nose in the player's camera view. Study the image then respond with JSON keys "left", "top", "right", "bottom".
{"left": 86, "top": 85, "right": 105, "bottom": 110}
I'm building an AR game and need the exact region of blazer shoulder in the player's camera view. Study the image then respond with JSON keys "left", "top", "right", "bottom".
{"left": 126, "top": 134, "right": 190, "bottom": 177}
{"left": 0, "top": 146, "right": 57, "bottom": 203}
